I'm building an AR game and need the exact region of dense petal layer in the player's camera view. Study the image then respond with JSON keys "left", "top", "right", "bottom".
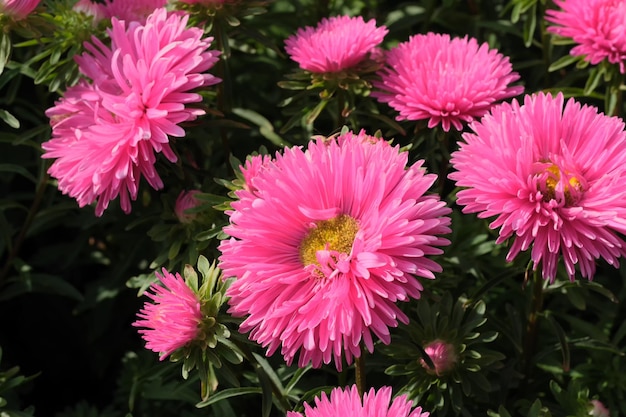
{"left": 219, "top": 130, "right": 451, "bottom": 369}
{"left": 449, "top": 92, "right": 626, "bottom": 281}
{"left": 285, "top": 15, "right": 388, "bottom": 73}
{"left": 133, "top": 269, "right": 202, "bottom": 360}
{"left": 287, "top": 385, "right": 429, "bottom": 417}
{"left": 373, "top": 32, "right": 523, "bottom": 131}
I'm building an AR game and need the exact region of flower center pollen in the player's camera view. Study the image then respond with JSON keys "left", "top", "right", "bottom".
{"left": 538, "top": 163, "right": 584, "bottom": 205}
{"left": 299, "top": 214, "right": 359, "bottom": 267}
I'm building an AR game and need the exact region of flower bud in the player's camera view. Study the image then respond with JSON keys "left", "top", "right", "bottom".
{"left": 175, "top": 190, "right": 202, "bottom": 224}
{"left": 420, "top": 339, "right": 457, "bottom": 376}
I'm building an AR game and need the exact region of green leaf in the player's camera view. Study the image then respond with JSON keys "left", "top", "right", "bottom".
{"left": 548, "top": 54, "right": 580, "bottom": 72}
{"left": 0, "top": 273, "right": 84, "bottom": 301}
{"left": 0, "top": 109, "right": 19, "bottom": 129}
{"left": 522, "top": 4, "right": 537, "bottom": 48}
{"left": 0, "top": 32, "right": 10, "bottom": 75}
{"left": 546, "top": 314, "right": 570, "bottom": 372}
{"left": 195, "top": 387, "right": 262, "bottom": 408}
{"left": 0, "top": 164, "right": 35, "bottom": 183}
{"left": 232, "top": 107, "right": 291, "bottom": 147}
{"left": 584, "top": 66, "right": 603, "bottom": 95}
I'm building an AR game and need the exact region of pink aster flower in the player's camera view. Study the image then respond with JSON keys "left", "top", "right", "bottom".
{"left": 373, "top": 33, "right": 523, "bottom": 132}
{"left": 42, "top": 8, "right": 221, "bottom": 216}
{"left": 0, "top": 0, "right": 40, "bottom": 20}
{"left": 449, "top": 92, "right": 626, "bottom": 281}
{"left": 133, "top": 268, "right": 202, "bottom": 360}
{"left": 175, "top": 190, "right": 202, "bottom": 223}
{"left": 285, "top": 15, "right": 388, "bottom": 73}
{"left": 546, "top": 0, "right": 626, "bottom": 73}
{"left": 287, "top": 385, "right": 429, "bottom": 417}
{"left": 219, "top": 130, "right": 451, "bottom": 370}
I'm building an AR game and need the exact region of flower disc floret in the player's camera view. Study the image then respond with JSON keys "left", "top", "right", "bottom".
{"left": 287, "top": 385, "right": 429, "bottom": 417}
{"left": 546, "top": 0, "right": 626, "bottom": 73}
{"left": 42, "top": 8, "right": 221, "bottom": 215}
{"left": 285, "top": 15, "right": 388, "bottom": 73}
{"left": 449, "top": 92, "right": 626, "bottom": 281}
{"left": 219, "top": 130, "right": 451, "bottom": 370}
{"left": 373, "top": 32, "right": 523, "bottom": 131}
{"left": 133, "top": 268, "right": 203, "bottom": 360}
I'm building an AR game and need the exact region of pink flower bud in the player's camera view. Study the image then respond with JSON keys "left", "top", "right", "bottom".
{"left": 175, "top": 190, "right": 202, "bottom": 224}
{"left": 420, "top": 339, "right": 457, "bottom": 376}
{"left": 72, "top": 0, "right": 106, "bottom": 24}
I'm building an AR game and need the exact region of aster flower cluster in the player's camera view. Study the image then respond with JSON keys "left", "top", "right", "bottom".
{"left": 3, "top": 0, "right": 626, "bottom": 416}
{"left": 42, "top": 8, "right": 221, "bottom": 216}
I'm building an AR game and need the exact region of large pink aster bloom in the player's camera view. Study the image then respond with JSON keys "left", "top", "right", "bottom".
{"left": 546, "top": 0, "right": 626, "bottom": 73}
{"left": 0, "top": 0, "right": 40, "bottom": 20}
{"left": 287, "top": 385, "right": 429, "bottom": 417}
{"left": 449, "top": 92, "right": 626, "bottom": 281}
{"left": 285, "top": 15, "right": 388, "bottom": 73}
{"left": 42, "top": 8, "right": 221, "bottom": 216}
{"left": 373, "top": 33, "right": 523, "bottom": 132}
{"left": 219, "top": 130, "right": 451, "bottom": 370}
{"left": 133, "top": 268, "right": 202, "bottom": 360}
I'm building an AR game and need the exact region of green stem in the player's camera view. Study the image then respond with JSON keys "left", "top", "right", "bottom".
{"left": 355, "top": 354, "right": 366, "bottom": 397}
{"left": 0, "top": 168, "right": 48, "bottom": 287}
{"left": 336, "top": 89, "right": 346, "bottom": 129}
{"left": 522, "top": 268, "right": 544, "bottom": 377}
{"left": 538, "top": 2, "right": 552, "bottom": 86}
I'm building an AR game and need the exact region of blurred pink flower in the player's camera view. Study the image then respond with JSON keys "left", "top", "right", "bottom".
{"left": 178, "top": 0, "right": 231, "bottom": 4}
{"left": 175, "top": 190, "right": 202, "bottom": 223}
{"left": 420, "top": 339, "right": 457, "bottom": 376}
{"left": 219, "top": 130, "right": 451, "bottom": 370}
{"left": 72, "top": 0, "right": 106, "bottom": 23}
{"left": 133, "top": 268, "right": 202, "bottom": 360}
{"left": 590, "top": 400, "right": 610, "bottom": 417}
{"left": 101, "top": 0, "right": 168, "bottom": 22}
{"left": 42, "top": 8, "right": 221, "bottom": 216}
{"left": 285, "top": 15, "right": 388, "bottom": 73}
{"left": 449, "top": 92, "right": 626, "bottom": 281}
{"left": 373, "top": 33, "right": 523, "bottom": 131}
{"left": 0, "top": 0, "right": 40, "bottom": 19}
{"left": 287, "top": 385, "right": 429, "bottom": 417}
{"left": 546, "top": 0, "right": 626, "bottom": 73}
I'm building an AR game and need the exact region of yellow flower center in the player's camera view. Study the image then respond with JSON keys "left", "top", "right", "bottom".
{"left": 299, "top": 214, "right": 359, "bottom": 268}
{"left": 541, "top": 163, "right": 583, "bottom": 205}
